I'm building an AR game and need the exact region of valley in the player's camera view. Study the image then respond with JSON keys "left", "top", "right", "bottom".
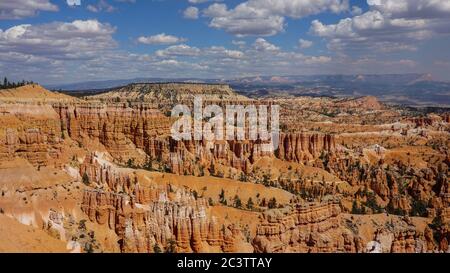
{"left": 0, "top": 83, "right": 449, "bottom": 253}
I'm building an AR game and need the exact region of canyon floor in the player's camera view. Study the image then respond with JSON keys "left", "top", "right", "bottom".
{"left": 0, "top": 83, "right": 449, "bottom": 253}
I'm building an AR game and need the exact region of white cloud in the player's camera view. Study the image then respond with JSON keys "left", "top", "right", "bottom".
{"left": 0, "top": 0, "right": 58, "bottom": 19}
{"left": 299, "top": 39, "right": 313, "bottom": 49}
{"left": 0, "top": 20, "right": 116, "bottom": 60}
{"left": 232, "top": 40, "right": 246, "bottom": 49}
{"left": 203, "top": 0, "right": 349, "bottom": 36}
{"left": 67, "top": 0, "right": 81, "bottom": 6}
{"left": 155, "top": 44, "right": 200, "bottom": 57}
{"left": 206, "top": 46, "right": 244, "bottom": 59}
{"left": 253, "top": 38, "right": 280, "bottom": 51}
{"left": 310, "top": 0, "right": 450, "bottom": 55}
{"left": 183, "top": 6, "right": 199, "bottom": 19}
{"left": 137, "top": 33, "right": 187, "bottom": 45}
{"left": 304, "top": 55, "right": 332, "bottom": 64}
{"left": 351, "top": 5, "right": 362, "bottom": 16}
{"left": 87, "top": 0, "right": 116, "bottom": 13}
{"left": 367, "top": 0, "right": 450, "bottom": 19}
{"left": 203, "top": 4, "right": 284, "bottom": 37}
{"left": 188, "top": 0, "right": 222, "bottom": 4}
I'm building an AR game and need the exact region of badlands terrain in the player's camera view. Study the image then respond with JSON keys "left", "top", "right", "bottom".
{"left": 0, "top": 83, "right": 449, "bottom": 253}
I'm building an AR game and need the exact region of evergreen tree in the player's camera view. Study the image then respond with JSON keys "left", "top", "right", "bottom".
{"left": 233, "top": 195, "right": 242, "bottom": 208}
{"left": 246, "top": 197, "right": 254, "bottom": 210}
{"left": 153, "top": 244, "right": 162, "bottom": 253}
{"left": 240, "top": 172, "right": 247, "bottom": 182}
{"left": 165, "top": 239, "right": 177, "bottom": 253}
{"left": 82, "top": 173, "right": 90, "bottom": 186}
{"left": 351, "top": 200, "right": 360, "bottom": 214}
{"left": 219, "top": 189, "right": 226, "bottom": 205}
{"left": 268, "top": 197, "right": 277, "bottom": 209}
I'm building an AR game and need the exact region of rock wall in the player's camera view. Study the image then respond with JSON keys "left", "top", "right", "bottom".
{"left": 55, "top": 102, "right": 337, "bottom": 175}
{"left": 0, "top": 102, "right": 64, "bottom": 166}
{"left": 79, "top": 154, "right": 253, "bottom": 253}
{"left": 277, "top": 133, "right": 335, "bottom": 162}
{"left": 252, "top": 201, "right": 363, "bottom": 253}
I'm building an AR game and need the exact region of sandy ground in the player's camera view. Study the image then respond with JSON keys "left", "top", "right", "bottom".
{"left": 0, "top": 214, "right": 68, "bottom": 253}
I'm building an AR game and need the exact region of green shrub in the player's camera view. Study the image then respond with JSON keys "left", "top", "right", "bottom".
{"left": 410, "top": 199, "right": 428, "bottom": 217}
{"left": 82, "top": 173, "right": 90, "bottom": 186}
{"left": 268, "top": 197, "right": 277, "bottom": 209}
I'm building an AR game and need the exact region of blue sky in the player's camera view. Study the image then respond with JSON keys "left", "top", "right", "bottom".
{"left": 0, "top": 0, "right": 450, "bottom": 84}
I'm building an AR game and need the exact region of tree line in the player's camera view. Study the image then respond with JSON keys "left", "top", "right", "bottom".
{"left": 0, "top": 77, "right": 35, "bottom": 89}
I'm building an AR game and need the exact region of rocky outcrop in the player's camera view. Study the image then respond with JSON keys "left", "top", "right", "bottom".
{"left": 0, "top": 102, "right": 64, "bottom": 166}
{"left": 55, "top": 103, "right": 171, "bottom": 162}
{"left": 55, "top": 102, "right": 337, "bottom": 175}
{"left": 252, "top": 201, "right": 361, "bottom": 253}
{"left": 276, "top": 133, "right": 335, "bottom": 163}
{"left": 79, "top": 154, "right": 253, "bottom": 253}
{"left": 390, "top": 229, "right": 428, "bottom": 253}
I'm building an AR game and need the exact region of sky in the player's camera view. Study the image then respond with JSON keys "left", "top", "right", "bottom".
{"left": 1, "top": 0, "right": 450, "bottom": 85}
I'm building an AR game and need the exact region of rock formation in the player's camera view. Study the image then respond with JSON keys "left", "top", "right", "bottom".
{"left": 79, "top": 153, "right": 253, "bottom": 253}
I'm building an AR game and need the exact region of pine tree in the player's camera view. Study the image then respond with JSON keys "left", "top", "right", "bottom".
{"left": 246, "top": 197, "right": 254, "bottom": 210}
{"left": 352, "top": 200, "right": 361, "bottom": 214}
{"left": 153, "top": 244, "right": 162, "bottom": 253}
{"left": 233, "top": 195, "right": 242, "bottom": 208}
{"left": 82, "top": 173, "right": 90, "bottom": 186}
{"left": 165, "top": 239, "right": 177, "bottom": 253}
{"left": 268, "top": 197, "right": 277, "bottom": 209}
{"left": 240, "top": 172, "right": 247, "bottom": 182}
{"left": 219, "top": 189, "right": 226, "bottom": 205}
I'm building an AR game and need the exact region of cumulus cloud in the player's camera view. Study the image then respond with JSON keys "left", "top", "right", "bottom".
{"left": 310, "top": 0, "right": 450, "bottom": 55}
{"left": 0, "top": 19, "right": 122, "bottom": 83}
{"left": 155, "top": 44, "right": 200, "bottom": 57}
{"left": 206, "top": 46, "right": 244, "bottom": 59}
{"left": 188, "top": 0, "right": 222, "bottom": 4}
{"left": 203, "top": 0, "right": 349, "bottom": 36}
{"left": 367, "top": 0, "right": 450, "bottom": 19}
{"left": 87, "top": 0, "right": 116, "bottom": 13}
{"left": 3, "top": 1, "right": 432, "bottom": 84}
{"left": 351, "top": 5, "right": 362, "bottom": 16}
{"left": 0, "top": 0, "right": 58, "bottom": 19}
{"left": 183, "top": 6, "right": 199, "bottom": 19}
{"left": 253, "top": 38, "right": 280, "bottom": 51}
{"left": 299, "top": 39, "right": 313, "bottom": 49}
{"left": 0, "top": 20, "right": 116, "bottom": 60}
{"left": 232, "top": 40, "right": 246, "bottom": 49}
{"left": 137, "top": 33, "right": 187, "bottom": 45}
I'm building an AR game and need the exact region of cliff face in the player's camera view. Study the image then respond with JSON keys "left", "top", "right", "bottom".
{"left": 55, "top": 103, "right": 172, "bottom": 162}
{"left": 79, "top": 153, "right": 253, "bottom": 253}
{"left": 252, "top": 201, "right": 362, "bottom": 253}
{"left": 252, "top": 202, "right": 448, "bottom": 253}
{"left": 277, "top": 133, "right": 335, "bottom": 162}
{"left": 54, "top": 102, "right": 336, "bottom": 175}
{"left": 0, "top": 103, "right": 64, "bottom": 167}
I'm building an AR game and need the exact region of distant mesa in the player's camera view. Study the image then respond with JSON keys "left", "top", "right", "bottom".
{"left": 88, "top": 82, "right": 248, "bottom": 104}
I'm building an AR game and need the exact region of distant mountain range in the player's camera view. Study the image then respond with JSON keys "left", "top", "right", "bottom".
{"left": 47, "top": 73, "right": 450, "bottom": 107}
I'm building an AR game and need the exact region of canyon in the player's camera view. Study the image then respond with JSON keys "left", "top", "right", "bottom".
{"left": 0, "top": 83, "right": 449, "bottom": 253}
